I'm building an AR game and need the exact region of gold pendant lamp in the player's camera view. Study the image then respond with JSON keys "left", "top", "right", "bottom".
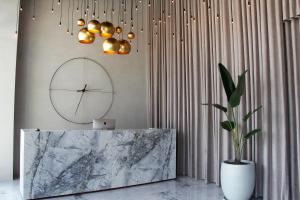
{"left": 118, "top": 40, "right": 131, "bottom": 55}
{"left": 127, "top": 31, "right": 135, "bottom": 40}
{"left": 115, "top": 26, "right": 123, "bottom": 34}
{"left": 103, "top": 38, "right": 120, "bottom": 54}
{"left": 100, "top": 21, "right": 115, "bottom": 38}
{"left": 77, "top": 19, "right": 85, "bottom": 26}
{"left": 14, "top": 0, "right": 145, "bottom": 55}
{"left": 87, "top": 20, "right": 101, "bottom": 34}
{"left": 78, "top": 28, "right": 95, "bottom": 44}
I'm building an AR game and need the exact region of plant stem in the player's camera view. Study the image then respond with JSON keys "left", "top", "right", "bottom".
{"left": 231, "top": 107, "right": 241, "bottom": 162}
{"left": 226, "top": 106, "right": 242, "bottom": 163}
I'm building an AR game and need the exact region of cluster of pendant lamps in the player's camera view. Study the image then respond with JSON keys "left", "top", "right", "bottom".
{"left": 77, "top": 18, "right": 134, "bottom": 55}
{"left": 15, "top": 0, "right": 142, "bottom": 56}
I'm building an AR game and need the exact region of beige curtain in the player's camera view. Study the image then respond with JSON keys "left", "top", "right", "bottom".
{"left": 284, "top": 17, "right": 300, "bottom": 200}
{"left": 282, "top": 0, "right": 300, "bottom": 20}
{"left": 147, "top": 0, "right": 299, "bottom": 199}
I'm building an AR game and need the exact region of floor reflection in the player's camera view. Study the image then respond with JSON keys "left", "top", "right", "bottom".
{"left": 0, "top": 177, "right": 223, "bottom": 200}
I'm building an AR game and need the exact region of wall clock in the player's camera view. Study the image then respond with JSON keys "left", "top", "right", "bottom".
{"left": 49, "top": 57, "right": 114, "bottom": 124}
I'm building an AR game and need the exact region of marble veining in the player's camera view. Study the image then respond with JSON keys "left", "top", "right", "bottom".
{"left": 20, "top": 129, "right": 176, "bottom": 199}
{"left": 0, "top": 177, "right": 224, "bottom": 200}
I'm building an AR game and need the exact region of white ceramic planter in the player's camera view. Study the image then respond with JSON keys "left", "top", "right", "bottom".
{"left": 221, "top": 160, "right": 255, "bottom": 200}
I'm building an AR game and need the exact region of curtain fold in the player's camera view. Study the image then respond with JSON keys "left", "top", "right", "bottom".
{"left": 282, "top": 0, "right": 300, "bottom": 20}
{"left": 147, "top": 0, "right": 300, "bottom": 199}
{"left": 284, "top": 18, "right": 300, "bottom": 200}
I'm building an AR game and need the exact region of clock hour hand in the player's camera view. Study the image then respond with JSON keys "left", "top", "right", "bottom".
{"left": 75, "top": 84, "right": 87, "bottom": 115}
{"left": 77, "top": 84, "right": 88, "bottom": 92}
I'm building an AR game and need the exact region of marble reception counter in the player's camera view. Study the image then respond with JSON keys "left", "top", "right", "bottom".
{"left": 20, "top": 129, "right": 176, "bottom": 199}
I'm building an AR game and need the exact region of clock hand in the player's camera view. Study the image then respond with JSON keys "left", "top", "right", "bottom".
{"left": 77, "top": 84, "right": 88, "bottom": 92}
{"left": 74, "top": 84, "right": 88, "bottom": 115}
{"left": 82, "top": 84, "right": 88, "bottom": 92}
{"left": 75, "top": 92, "right": 84, "bottom": 115}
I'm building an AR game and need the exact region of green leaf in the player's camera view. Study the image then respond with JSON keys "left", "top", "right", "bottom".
{"left": 243, "top": 105, "right": 263, "bottom": 122}
{"left": 229, "top": 90, "right": 242, "bottom": 107}
{"left": 220, "top": 121, "right": 235, "bottom": 132}
{"left": 202, "top": 103, "right": 227, "bottom": 112}
{"left": 243, "top": 111, "right": 252, "bottom": 122}
{"left": 218, "top": 63, "right": 236, "bottom": 101}
{"left": 245, "top": 129, "right": 262, "bottom": 140}
{"left": 229, "top": 70, "right": 248, "bottom": 107}
{"left": 236, "top": 70, "right": 248, "bottom": 96}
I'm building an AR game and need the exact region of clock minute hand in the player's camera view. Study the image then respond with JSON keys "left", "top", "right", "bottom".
{"left": 75, "top": 84, "right": 87, "bottom": 115}
{"left": 75, "top": 92, "right": 84, "bottom": 115}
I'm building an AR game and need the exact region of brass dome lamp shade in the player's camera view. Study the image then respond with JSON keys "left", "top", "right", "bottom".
{"left": 127, "top": 31, "right": 135, "bottom": 40}
{"left": 77, "top": 18, "right": 85, "bottom": 26}
{"left": 115, "top": 26, "right": 123, "bottom": 34}
{"left": 100, "top": 21, "right": 115, "bottom": 38}
{"left": 13, "top": 0, "right": 146, "bottom": 56}
{"left": 87, "top": 20, "right": 101, "bottom": 34}
{"left": 78, "top": 28, "right": 95, "bottom": 44}
{"left": 118, "top": 40, "right": 131, "bottom": 55}
{"left": 103, "top": 38, "right": 120, "bottom": 54}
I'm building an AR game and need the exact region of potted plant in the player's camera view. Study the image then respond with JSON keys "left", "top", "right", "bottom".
{"left": 204, "top": 63, "right": 262, "bottom": 200}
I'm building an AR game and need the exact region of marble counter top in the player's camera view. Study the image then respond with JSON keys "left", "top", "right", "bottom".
{"left": 20, "top": 129, "right": 176, "bottom": 199}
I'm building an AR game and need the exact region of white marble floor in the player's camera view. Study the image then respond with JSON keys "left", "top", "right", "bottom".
{"left": 0, "top": 177, "right": 224, "bottom": 200}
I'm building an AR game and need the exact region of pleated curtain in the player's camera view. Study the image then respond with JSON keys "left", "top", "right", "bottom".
{"left": 282, "top": 0, "right": 300, "bottom": 21}
{"left": 283, "top": 1, "right": 300, "bottom": 199}
{"left": 284, "top": 19, "right": 300, "bottom": 200}
{"left": 147, "top": 0, "right": 300, "bottom": 199}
